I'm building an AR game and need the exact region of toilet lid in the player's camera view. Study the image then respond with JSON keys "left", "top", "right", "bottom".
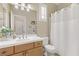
{"left": 44, "top": 45, "right": 55, "bottom": 51}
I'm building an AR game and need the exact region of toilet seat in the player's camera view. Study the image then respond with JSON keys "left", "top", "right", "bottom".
{"left": 44, "top": 45, "right": 56, "bottom": 53}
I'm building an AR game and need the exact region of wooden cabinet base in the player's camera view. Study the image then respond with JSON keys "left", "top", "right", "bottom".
{"left": 27, "top": 47, "right": 43, "bottom": 56}
{"left": 0, "top": 41, "right": 44, "bottom": 56}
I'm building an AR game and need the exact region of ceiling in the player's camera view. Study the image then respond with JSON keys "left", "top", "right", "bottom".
{"left": 11, "top": 3, "right": 71, "bottom": 12}
{"left": 0, "top": 3, "right": 71, "bottom": 16}
{"left": 28, "top": 3, "right": 71, "bottom": 16}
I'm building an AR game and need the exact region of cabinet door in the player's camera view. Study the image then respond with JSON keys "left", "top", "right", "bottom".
{"left": 15, "top": 43, "right": 33, "bottom": 53}
{"left": 12, "top": 52, "right": 25, "bottom": 56}
{"left": 26, "top": 47, "right": 43, "bottom": 56}
{"left": 0, "top": 47, "right": 13, "bottom": 56}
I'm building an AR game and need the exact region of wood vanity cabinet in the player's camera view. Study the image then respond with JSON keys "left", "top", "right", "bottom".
{"left": 0, "top": 41, "right": 44, "bottom": 56}
{"left": 26, "top": 47, "right": 43, "bottom": 56}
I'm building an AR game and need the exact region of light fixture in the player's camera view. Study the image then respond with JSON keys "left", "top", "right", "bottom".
{"left": 21, "top": 3, "right": 25, "bottom": 7}
{"left": 13, "top": 3, "right": 32, "bottom": 12}
{"left": 27, "top": 4, "right": 31, "bottom": 9}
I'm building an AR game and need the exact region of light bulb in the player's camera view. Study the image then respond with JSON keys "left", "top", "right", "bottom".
{"left": 27, "top": 4, "right": 31, "bottom": 9}
{"left": 21, "top": 7, "right": 24, "bottom": 10}
{"left": 42, "top": 16, "right": 44, "bottom": 19}
{"left": 27, "top": 8, "right": 30, "bottom": 12}
{"left": 14, "top": 5, "right": 18, "bottom": 9}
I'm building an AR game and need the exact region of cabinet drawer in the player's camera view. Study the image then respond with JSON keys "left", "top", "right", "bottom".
{"left": 0, "top": 47, "right": 13, "bottom": 56}
{"left": 15, "top": 43, "right": 33, "bottom": 53}
{"left": 34, "top": 41, "right": 42, "bottom": 48}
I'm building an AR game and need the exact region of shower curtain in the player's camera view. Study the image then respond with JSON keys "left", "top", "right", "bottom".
{"left": 50, "top": 4, "right": 79, "bottom": 56}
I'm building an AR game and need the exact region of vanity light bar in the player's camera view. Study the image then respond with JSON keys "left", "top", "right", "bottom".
{"left": 12, "top": 3, "right": 32, "bottom": 11}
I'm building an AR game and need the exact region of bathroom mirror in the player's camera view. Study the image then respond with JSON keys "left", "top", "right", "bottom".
{"left": 10, "top": 3, "right": 37, "bottom": 35}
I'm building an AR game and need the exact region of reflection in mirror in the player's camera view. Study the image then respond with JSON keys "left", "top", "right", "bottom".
{"left": 0, "top": 4, "right": 11, "bottom": 39}
{"left": 11, "top": 4, "right": 37, "bottom": 36}
{"left": 0, "top": 4, "right": 10, "bottom": 28}
{"left": 0, "top": 4, "right": 4, "bottom": 27}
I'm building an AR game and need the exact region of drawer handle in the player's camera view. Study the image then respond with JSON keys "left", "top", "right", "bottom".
{"left": 2, "top": 51, "right": 6, "bottom": 54}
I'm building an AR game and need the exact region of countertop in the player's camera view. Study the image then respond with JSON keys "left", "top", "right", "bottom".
{"left": 0, "top": 35, "right": 45, "bottom": 49}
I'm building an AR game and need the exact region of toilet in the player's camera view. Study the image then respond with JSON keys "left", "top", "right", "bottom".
{"left": 44, "top": 45, "right": 58, "bottom": 56}
{"left": 42, "top": 37, "right": 59, "bottom": 56}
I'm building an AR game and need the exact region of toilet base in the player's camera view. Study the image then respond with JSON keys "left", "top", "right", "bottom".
{"left": 44, "top": 45, "right": 60, "bottom": 56}
{"left": 44, "top": 51, "right": 60, "bottom": 56}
